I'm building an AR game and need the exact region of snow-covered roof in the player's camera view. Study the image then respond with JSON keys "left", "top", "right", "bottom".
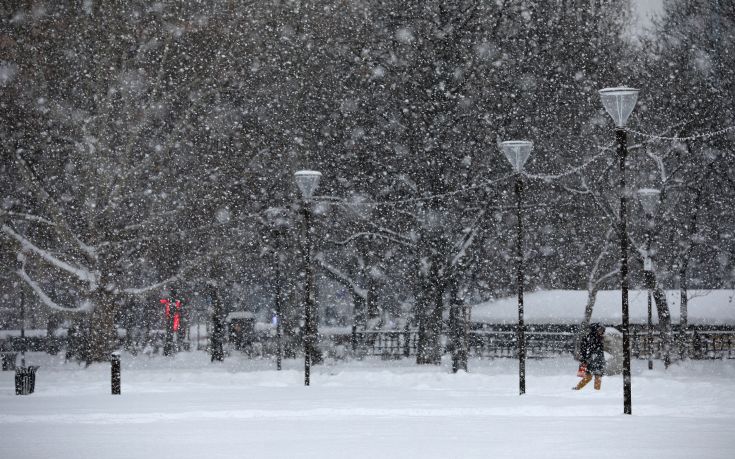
{"left": 470, "top": 290, "right": 735, "bottom": 325}
{"left": 225, "top": 311, "right": 255, "bottom": 321}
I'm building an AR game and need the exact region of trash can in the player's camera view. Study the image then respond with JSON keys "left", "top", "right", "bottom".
{"left": 15, "top": 366, "right": 39, "bottom": 395}
{"left": 1, "top": 353, "right": 17, "bottom": 371}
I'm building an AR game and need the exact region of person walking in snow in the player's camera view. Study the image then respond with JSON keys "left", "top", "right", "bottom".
{"left": 573, "top": 323, "right": 606, "bottom": 391}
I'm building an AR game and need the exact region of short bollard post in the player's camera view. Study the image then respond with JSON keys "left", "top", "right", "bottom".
{"left": 111, "top": 353, "right": 121, "bottom": 395}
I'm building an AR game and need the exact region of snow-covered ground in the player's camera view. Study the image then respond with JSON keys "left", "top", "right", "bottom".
{"left": 1, "top": 353, "right": 734, "bottom": 459}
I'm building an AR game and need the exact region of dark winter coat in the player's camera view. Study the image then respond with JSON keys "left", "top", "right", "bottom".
{"left": 579, "top": 328, "right": 605, "bottom": 376}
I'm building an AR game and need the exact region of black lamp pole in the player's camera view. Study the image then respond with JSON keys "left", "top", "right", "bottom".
{"left": 647, "top": 286, "right": 653, "bottom": 370}
{"left": 617, "top": 127, "right": 632, "bottom": 415}
{"left": 499, "top": 140, "right": 532, "bottom": 396}
{"left": 600, "top": 86, "right": 638, "bottom": 415}
{"left": 303, "top": 203, "right": 314, "bottom": 386}
{"left": 275, "top": 249, "right": 283, "bottom": 372}
{"left": 295, "top": 170, "right": 321, "bottom": 387}
{"left": 516, "top": 175, "right": 526, "bottom": 396}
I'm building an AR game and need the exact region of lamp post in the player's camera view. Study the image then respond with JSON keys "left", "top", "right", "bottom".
{"left": 275, "top": 249, "right": 284, "bottom": 372}
{"left": 499, "top": 140, "right": 533, "bottom": 396}
{"left": 295, "top": 170, "right": 322, "bottom": 386}
{"left": 266, "top": 208, "right": 289, "bottom": 372}
{"left": 638, "top": 188, "right": 660, "bottom": 371}
{"left": 600, "top": 87, "right": 639, "bottom": 415}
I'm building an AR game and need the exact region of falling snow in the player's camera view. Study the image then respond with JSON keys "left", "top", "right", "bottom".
{"left": 1, "top": 1, "right": 734, "bottom": 458}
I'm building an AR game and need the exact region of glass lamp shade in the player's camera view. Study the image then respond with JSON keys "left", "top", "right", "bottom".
{"left": 599, "top": 87, "right": 639, "bottom": 127}
{"left": 499, "top": 140, "right": 533, "bottom": 173}
{"left": 294, "top": 170, "right": 322, "bottom": 200}
{"left": 637, "top": 188, "right": 661, "bottom": 216}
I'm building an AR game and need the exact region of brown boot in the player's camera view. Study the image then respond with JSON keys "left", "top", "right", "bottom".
{"left": 574, "top": 374, "right": 592, "bottom": 390}
{"left": 594, "top": 376, "right": 602, "bottom": 390}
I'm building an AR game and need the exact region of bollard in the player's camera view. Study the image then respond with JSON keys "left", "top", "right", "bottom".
{"left": 111, "top": 353, "right": 121, "bottom": 395}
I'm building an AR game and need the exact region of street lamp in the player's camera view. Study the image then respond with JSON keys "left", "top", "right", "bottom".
{"left": 638, "top": 188, "right": 660, "bottom": 371}
{"left": 294, "top": 170, "right": 322, "bottom": 386}
{"left": 265, "top": 207, "right": 290, "bottom": 371}
{"left": 500, "top": 140, "right": 533, "bottom": 395}
{"left": 600, "top": 86, "right": 639, "bottom": 415}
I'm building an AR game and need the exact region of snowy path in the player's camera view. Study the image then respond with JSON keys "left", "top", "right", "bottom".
{"left": 1, "top": 354, "right": 734, "bottom": 458}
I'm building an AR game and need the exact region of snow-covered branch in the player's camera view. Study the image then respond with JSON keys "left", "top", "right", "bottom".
{"left": 450, "top": 227, "right": 478, "bottom": 268}
{"left": 524, "top": 147, "right": 610, "bottom": 181}
{"left": 16, "top": 259, "right": 92, "bottom": 313}
{"left": 13, "top": 152, "right": 97, "bottom": 260}
{"left": 332, "top": 231, "right": 416, "bottom": 248}
{"left": 94, "top": 39, "right": 174, "bottom": 218}
{"left": 5, "top": 211, "right": 55, "bottom": 226}
{"left": 98, "top": 221, "right": 228, "bottom": 250}
{"left": 314, "top": 253, "right": 368, "bottom": 299}
{"left": 2, "top": 224, "right": 98, "bottom": 289}
{"left": 646, "top": 150, "right": 667, "bottom": 183}
{"left": 450, "top": 210, "right": 485, "bottom": 268}
{"left": 119, "top": 247, "right": 227, "bottom": 295}
{"left": 121, "top": 274, "right": 184, "bottom": 296}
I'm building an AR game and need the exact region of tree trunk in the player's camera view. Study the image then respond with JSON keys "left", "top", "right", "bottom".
{"left": 415, "top": 286, "right": 430, "bottom": 364}
{"left": 313, "top": 256, "right": 368, "bottom": 355}
{"left": 651, "top": 285, "right": 673, "bottom": 367}
{"left": 85, "top": 290, "right": 118, "bottom": 364}
{"left": 352, "top": 292, "right": 367, "bottom": 355}
{"left": 417, "top": 255, "right": 443, "bottom": 365}
{"left": 628, "top": 236, "right": 674, "bottom": 367}
{"left": 209, "top": 283, "right": 224, "bottom": 362}
{"left": 429, "top": 275, "right": 445, "bottom": 364}
{"left": 415, "top": 257, "right": 433, "bottom": 365}
{"left": 575, "top": 285, "right": 601, "bottom": 360}
{"left": 366, "top": 275, "right": 380, "bottom": 321}
{"left": 449, "top": 275, "right": 467, "bottom": 373}
{"left": 679, "top": 262, "right": 689, "bottom": 360}
{"left": 575, "top": 228, "right": 615, "bottom": 358}
{"left": 575, "top": 269, "right": 618, "bottom": 358}
{"left": 676, "top": 167, "right": 703, "bottom": 361}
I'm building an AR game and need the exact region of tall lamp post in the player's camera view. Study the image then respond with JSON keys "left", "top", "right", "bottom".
{"left": 266, "top": 208, "right": 290, "bottom": 372}
{"left": 275, "top": 248, "right": 284, "bottom": 372}
{"left": 295, "top": 170, "right": 322, "bottom": 386}
{"left": 499, "top": 140, "right": 533, "bottom": 396}
{"left": 599, "top": 87, "right": 639, "bottom": 415}
{"left": 20, "top": 283, "right": 26, "bottom": 368}
{"left": 638, "top": 188, "right": 660, "bottom": 371}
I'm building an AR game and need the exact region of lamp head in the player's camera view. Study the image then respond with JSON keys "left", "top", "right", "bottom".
{"left": 294, "top": 170, "right": 322, "bottom": 200}
{"left": 599, "top": 87, "right": 639, "bottom": 127}
{"left": 499, "top": 140, "right": 533, "bottom": 173}
{"left": 637, "top": 188, "right": 661, "bottom": 217}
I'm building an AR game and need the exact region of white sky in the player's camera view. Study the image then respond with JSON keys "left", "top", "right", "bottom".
{"left": 630, "top": 0, "right": 665, "bottom": 35}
